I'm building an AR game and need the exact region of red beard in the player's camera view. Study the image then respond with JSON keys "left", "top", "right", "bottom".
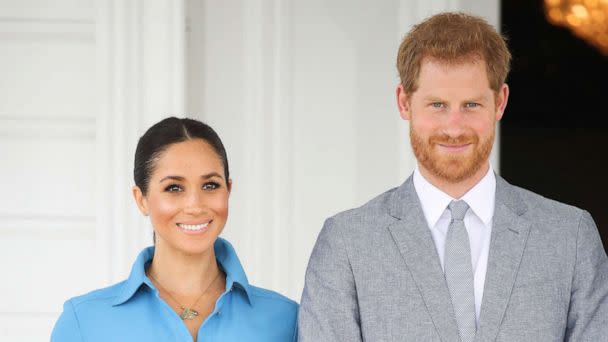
{"left": 410, "top": 126, "right": 494, "bottom": 183}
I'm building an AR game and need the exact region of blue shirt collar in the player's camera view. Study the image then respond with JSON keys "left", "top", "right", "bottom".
{"left": 112, "top": 237, "right": 253, "bottom": 306}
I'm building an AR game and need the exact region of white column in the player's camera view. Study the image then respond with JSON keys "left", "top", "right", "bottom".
{"left": 96, "top": 0, "right": 186, "bottom": 283}
{"left": 238, "top": 0, "right": 296, "bottom": 295}
{"left": 187, "top": 0, "right": 296, "bottom": 295}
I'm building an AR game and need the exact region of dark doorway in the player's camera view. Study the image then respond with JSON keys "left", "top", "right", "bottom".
{"left": 500, "top": 0, "right": 608, "bottom": 251}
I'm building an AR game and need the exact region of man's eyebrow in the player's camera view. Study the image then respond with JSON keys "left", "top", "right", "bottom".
{"left": 465, "top": 96, "right": 489, "bottom": 102}
{"left": 423, "top": 96, "right": 443, "bottom": 101}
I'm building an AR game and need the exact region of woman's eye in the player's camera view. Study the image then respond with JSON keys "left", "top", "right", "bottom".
{"left": 202, "top": 182, "right": 220, "bottom": 191}
{"left": 164, "top": 184, "right": 183, "bottom": 192}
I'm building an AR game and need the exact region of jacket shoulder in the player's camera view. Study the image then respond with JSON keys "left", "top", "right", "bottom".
{"left": 325, "top": 185, "right": 400, "bottom": 233}
{"left": 509, "top": 183, "right": 585, "bottom": 222}
{"left": 500, "top": 179, "right": 592, "bottom": 240}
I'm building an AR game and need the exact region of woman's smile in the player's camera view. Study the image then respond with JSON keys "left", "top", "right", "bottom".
{"left": 176, "top": 221, "right": 212, "bottom": 233}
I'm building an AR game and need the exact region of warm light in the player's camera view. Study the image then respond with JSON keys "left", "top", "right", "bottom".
{"left": 566, "top": 13, "right": 582, "bottom": 26}
{"left": 548, "top": 8, "right": 564, "bottom": 23}
{"left": 544, "top": 0, "right": 608, "bottom": 55}
{"left": 571, "top": 4, "right": 590, "bottom": 18}
{"left": 584, "top": 0, "right": 598, "bottom": 7}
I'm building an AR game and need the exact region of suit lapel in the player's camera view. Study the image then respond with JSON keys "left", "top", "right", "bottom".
{"left": 475, "top": 176, "right": 531, "bottom": 342}
{"left": 387, "top": 178, "right": 460, "bottom": 342}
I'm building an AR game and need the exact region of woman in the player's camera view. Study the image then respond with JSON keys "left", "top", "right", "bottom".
{"left": 51, "top": 117, "right": 298, "bottom": 341}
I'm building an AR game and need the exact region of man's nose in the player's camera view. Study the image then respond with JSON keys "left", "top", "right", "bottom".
{"left": 443, "top": 108, "right": 468, "bottom": 136}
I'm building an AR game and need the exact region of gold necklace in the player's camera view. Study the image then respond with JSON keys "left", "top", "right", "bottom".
{"left": 148, "top": 271, "right": 221, "bottom": 320}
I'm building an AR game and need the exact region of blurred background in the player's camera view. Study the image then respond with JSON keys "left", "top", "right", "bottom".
{"left": 501, "top": 0, "right": 608, "bottom": 250}
{"left": 0, "top": 0, "right": 605, "bottom": 340}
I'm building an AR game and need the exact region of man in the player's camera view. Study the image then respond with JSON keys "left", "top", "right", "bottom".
{"left": 298, "top": 12, "right": 607, "bottom": 342}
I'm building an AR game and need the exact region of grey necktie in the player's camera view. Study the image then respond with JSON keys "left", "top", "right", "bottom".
{"left": 445, "top": 200, "right": 476, "bottom": 342}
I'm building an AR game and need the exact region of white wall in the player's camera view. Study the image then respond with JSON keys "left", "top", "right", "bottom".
{"left": 0, "top": 0, "right": 186, "bottom": 340}
{"left": 0, "top": 1, "right": 97, "bottom": 340}
{"left": 0, "top": 0, "right": 499, "bottom": 339}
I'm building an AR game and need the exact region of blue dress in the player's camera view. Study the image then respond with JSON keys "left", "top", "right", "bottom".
{"left": 51, "top": 238, "right": 298, "bottom": 341}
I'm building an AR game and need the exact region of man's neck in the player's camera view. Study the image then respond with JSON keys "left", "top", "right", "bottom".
{"left": 418, "top": 163, "right": 491, "bottom": 199}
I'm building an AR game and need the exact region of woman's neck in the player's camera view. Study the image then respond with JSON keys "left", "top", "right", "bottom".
{"left": 147, "top": 243, "right": 221, "bottom": 296}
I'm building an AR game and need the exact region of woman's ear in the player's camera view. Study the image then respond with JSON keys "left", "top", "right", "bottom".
{"left": 132, "top": 186, "right": 149, "bottom": 216}
{"left": 227, "top": 179, "right": 233, "bottom": 195}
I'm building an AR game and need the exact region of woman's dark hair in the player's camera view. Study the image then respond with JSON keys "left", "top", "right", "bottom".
{"left": 134, "top": 117, "right": 229, "bottom": 194}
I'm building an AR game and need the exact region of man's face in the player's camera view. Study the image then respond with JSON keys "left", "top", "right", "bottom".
{"left": 397, "top": 58, "right": 509, "bottom": 184}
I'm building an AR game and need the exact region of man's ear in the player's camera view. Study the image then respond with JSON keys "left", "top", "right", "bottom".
{"left": 495, "top": 83, "right": 510, "bottom": 121}
{"left": 397, "top": 84, "right": 412, "bottom": 121}
{"left": 132, "top": 186, "right": 149, "bottom": 216}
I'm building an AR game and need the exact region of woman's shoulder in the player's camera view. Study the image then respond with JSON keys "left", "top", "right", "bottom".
{"left": 66, "top": 246, "right": 154, "bottom": 310}
{"left": 226, "top": 285, "right": 298, "bottom": 341}
{"left": 65, "top": 280, "right": 128, "bottom": 309}
{"left": 51, "top": 280, "right": 133, "bottom": 342}
{"left": 246, "top": 285, "right": 298, "bottom": 313}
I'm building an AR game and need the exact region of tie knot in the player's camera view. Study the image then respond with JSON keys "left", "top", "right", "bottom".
{"left": 448, "top": 200, "right": 469, "bottom": 221}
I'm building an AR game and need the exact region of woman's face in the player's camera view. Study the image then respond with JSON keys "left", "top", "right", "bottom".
{"left": 133, "top": 139, "right": 231, "bottom": 256}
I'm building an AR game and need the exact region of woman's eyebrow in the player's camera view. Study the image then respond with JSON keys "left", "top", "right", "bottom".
{"left": 159, "top": 175, "right": 184, "bottom": 183}
{"left": 201, "top": 172, "right": 223, "bottom": 179}
{"left": 159, "top": 173, "right": 223, "bottom": 183}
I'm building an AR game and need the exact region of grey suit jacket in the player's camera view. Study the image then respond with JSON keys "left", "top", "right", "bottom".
{"left": 298, "top": 175, "right": 608, "bottom": 341}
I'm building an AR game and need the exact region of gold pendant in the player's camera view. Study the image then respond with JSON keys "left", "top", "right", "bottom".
{"left": 180, "top": 307, "right": 199, "bottom": 320}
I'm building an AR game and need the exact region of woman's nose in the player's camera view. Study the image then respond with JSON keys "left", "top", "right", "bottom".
{"left": 183, "top": 191, "right": 206, "bottom": 215}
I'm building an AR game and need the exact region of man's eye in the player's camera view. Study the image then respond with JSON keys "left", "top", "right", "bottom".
{"left": 431, "top": 102, "right": 444, "bottom": 108}
{"left": 202, "top": 182, "right": 220, "bottom": 190}
{"left": 465, "top": 102, "right": 480, "bottom": 108}
{"left": 164, "top": 184, "right": 183, "bottom": 192}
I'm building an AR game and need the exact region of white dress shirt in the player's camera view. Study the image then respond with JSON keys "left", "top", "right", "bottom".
{"left": 413, "top": 165, "right": 495, "bottom": 325}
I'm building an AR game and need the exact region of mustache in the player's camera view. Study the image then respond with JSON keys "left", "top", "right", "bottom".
{"left": 429, "top": 133, "right": 478, "bottom": 145}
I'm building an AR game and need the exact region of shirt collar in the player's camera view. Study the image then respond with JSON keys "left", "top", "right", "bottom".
{"left": 413, "top": 164, "right": 496, "bottom": 228}
{"left": 461, "top": 166, "right": 496, "bottom": 225}
{"left": 215, "top": 237, "right": 254, "bottom": 305}
{"left": 112, "top": 237, "right": 253, "bottom": 306}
